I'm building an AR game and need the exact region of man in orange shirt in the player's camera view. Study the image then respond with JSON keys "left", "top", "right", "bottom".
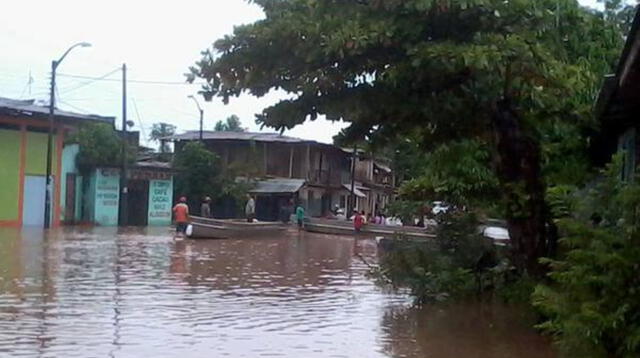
{"left": 173, "top": 196, "right": 190, "bottom": 237}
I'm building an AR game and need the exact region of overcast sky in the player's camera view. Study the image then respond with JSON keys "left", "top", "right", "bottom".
{"left": 0, "top": 0, "right": 605, "bottom": 147}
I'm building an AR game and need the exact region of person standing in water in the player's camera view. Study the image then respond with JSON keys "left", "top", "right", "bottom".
{"left": 295, "top": 203, "right": 305, "bottom": 229}
{"left": 173, "top": 196, "right": 190, "bottom": 237}
{"left": 245, "top": 194, "right": 256, "bottom": 223}
{"left": 201, "top": 196, "right": 212, "bottom": 218}
{"left": 353, "top": 210, "right": 365, "bottom": 233}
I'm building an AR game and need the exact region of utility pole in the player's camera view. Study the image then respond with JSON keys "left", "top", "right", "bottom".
{"left": 43, "top": 42, "right": 91, "bottom": 229}
{"left": 44, "top": 60, "right": 57, "bottom": 229}
{"left": 119, "top": 63, "right": 129, "bottom": 227}
{"left": 188, "top": 95, "right": 204, "bottom": 142}
{"left": 349, "top": 144, "right": 357, "bottom": 214}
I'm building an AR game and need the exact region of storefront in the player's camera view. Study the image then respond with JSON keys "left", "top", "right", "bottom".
{"left": 82, "top": 164, "right": 174, "bottom": 226}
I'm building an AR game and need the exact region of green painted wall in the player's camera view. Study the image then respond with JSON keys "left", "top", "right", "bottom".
{"left": 0, "top": 129, "right": 21, "bottom": 221}
{"left": 25, "top": 132, "right": 57, "bottom": 176}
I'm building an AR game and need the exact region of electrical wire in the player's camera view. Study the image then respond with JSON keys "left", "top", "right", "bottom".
{"left": 57, "top": 100, "right": 92, "bottom": 114}
{"left": 59, "top": 67, "right": 121, "bottom": 94}
{"left": 131, "top": 98, "right": 147, "bottom": 140}
{"left": 57, "top": 72, "right": 206, "bottom": 86}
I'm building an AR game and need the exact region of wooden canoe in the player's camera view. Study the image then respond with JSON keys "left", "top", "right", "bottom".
{"left": 187, "top": 216, "right": 286, "bottom": 239}
{"left": 303, "top": 217, "right": 436, "bottom": 240}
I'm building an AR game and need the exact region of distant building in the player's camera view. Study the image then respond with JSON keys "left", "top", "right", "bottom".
{"left": 170, "top": 131, "right": 394, "bottom": 220}
{"left": 0, "top": 97, "right": 114, "bottom": 227}
{"left": 594, "top": 6, "right": 640, "bottom": 180}
{"left": 347, "top": 148, "right": 395, "bottom": 216}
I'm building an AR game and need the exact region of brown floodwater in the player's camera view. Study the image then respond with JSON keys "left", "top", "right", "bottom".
{"left": 0, "top": 227, "right": 555, "bottom": 358}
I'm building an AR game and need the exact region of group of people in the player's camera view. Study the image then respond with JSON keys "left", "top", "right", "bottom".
{"left": 171, "top": 194, "right": 386, "bottom": 236}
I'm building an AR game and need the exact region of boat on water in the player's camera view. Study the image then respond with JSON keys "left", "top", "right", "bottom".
{"left": 302, "top": 217, "right": 435, "bottom": 240}
{"left": 187, "top": 216, "right": 286, "bottom": 239}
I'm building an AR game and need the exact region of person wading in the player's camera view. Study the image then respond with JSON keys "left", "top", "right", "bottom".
{"left": 173, "top": 197, "right": 190, "bottom": 237}
{"left": 295, "top": 203, "right": 305, "bottom": 229}
{"left": 353, "top": 210, "right": 365, "bottom": 233}
{"left": 245, "top": 194, "right": 256, "bottom": 223}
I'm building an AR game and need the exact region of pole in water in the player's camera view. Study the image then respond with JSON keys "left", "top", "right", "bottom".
{"left": 119, "top": 63, "right": 129, "bottom": 226}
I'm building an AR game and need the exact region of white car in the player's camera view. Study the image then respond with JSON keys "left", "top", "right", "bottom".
{"left": 483, "top": 226, "right": 510, "bottom": 246}
{"left": 432, "top": 201, "right": 450, "bottom": 215}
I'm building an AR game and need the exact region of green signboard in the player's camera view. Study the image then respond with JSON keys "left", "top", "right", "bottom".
{"left": 148, "top": 179, "right": 173, "bottom": 226}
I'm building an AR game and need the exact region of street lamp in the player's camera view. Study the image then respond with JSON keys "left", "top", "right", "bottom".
{"left": 44, "top": 42, "right": 91, "bottom": 229}
{"left": 188, "top": 95, "right": 204, "bottom": 141}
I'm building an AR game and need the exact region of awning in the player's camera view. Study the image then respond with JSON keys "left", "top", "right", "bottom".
{"left": 342, "top": 184, "right": 366, "bottom": 198}
{"left": 250, "top": 178, "right": 306, "bottom": 194}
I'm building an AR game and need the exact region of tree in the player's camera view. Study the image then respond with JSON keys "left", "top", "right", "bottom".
{"left": 173, "top": 141, "right": 252, "bottom": 215}
{"left": 214, "top": 115, "right": 245, "bottom": 132}
{"left": 149, "top": 122, "right": 176, "bottom": 154}
{"left": 173, "top": 142, "right": 221, "bottom": 205}
{"left": 66, "top": 122, "right": 133, "bottom": 173}
{"left": 188, "top": 0, "right": 625, "bottom": 275}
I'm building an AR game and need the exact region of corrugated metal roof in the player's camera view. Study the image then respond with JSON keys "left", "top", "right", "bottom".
{"left": 0, "top": 97, "right": 114, "bottom": 124}
{"left": 167, "top": 131, "right": 338, "bottom": 148}
{"left": 250, "top": 178, "right": 306, "bottom": 194}
{"left": 134, "top": 161, "right": 173, "bottom": 170}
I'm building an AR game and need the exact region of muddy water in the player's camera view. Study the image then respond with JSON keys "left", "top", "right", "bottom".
{"left": 0, "top": 227, "right": 555, "bottom": 358}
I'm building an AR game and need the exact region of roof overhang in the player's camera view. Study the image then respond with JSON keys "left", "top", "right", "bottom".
{"left": 0, "top": 97, "right": 115, "bottom": 125}
{"left": 249, "top": 178, "right": 306, "bottom": 194}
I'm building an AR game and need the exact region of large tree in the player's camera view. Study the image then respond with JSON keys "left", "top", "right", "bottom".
{"left": 188, "top": 0, "right": 623, "bottom": 274}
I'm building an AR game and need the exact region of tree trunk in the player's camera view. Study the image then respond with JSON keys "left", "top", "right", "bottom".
{"left": 491, "top": 99, "right": 549, "bottom": 276}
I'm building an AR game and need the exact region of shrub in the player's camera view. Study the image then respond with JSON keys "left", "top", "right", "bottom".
{"left": 533, "top": 157, "right": 640, "bottom": 358}
{"left": 376, "top": 212, "right": 499, "bottom": 303}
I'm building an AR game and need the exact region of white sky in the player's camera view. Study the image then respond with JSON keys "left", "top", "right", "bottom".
{"left": 0, "top": 0, "right": 608, "bottom": 147}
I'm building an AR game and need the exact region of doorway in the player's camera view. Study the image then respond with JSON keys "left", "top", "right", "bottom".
{"left": 64, "top": 173, "right": 76, "bottom": 223}
{"left": 23, "top": 176, "right": 46, "bottom": 227}
{"left": 127, "top": 179, "right": 149, "bottom": 226}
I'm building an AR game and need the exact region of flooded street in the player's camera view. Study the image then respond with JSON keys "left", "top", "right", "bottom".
{"left": 0, "top": 227, "right": 555, "bottom": 358}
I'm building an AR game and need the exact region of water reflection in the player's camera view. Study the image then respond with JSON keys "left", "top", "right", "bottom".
{"left": 0, "top": 227, "right": 554, "bottom": 357}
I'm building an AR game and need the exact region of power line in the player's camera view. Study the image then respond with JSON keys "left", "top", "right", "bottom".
{"left": 132, "top": 98, "right": 147, "bottom": 141}
{"left": 57, "top": 100, "right": 92, "bottom": 114}
{"left": 59, "top": 67, "right": 121, "bottom": 94}
{"left": 57, "top": 72, "right": 207, "bottom": 86}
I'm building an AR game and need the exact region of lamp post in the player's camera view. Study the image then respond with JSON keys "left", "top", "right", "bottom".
{"left": 44, "top": 42, "right": 91, "bottom": 229}
{"left": 188, "top": 95, "right": 204, "bottom": 141}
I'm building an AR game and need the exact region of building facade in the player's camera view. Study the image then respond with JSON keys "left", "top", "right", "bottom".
{"left": 81, "top": 165, "right": 174, "bottom": 226}
{"left": 0, "top": 97, "right": 114, "bottom": 228}
{"left": 171, "top": 131, "right": 396, "bottom": 220}
{"left": 595, "top": 7, "right": 640, "bottom": 178}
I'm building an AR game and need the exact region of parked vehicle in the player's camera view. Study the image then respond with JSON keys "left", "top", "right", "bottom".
{"left": 431, "top": 201, "right": 450, "bottom": 215}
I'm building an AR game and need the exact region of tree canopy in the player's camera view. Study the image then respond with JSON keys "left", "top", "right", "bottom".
{"left": 66, "top": 123, "right": 134, "bottom": 172}
{"left": 190, "top": 0, "right": 621, "bottom": 139}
